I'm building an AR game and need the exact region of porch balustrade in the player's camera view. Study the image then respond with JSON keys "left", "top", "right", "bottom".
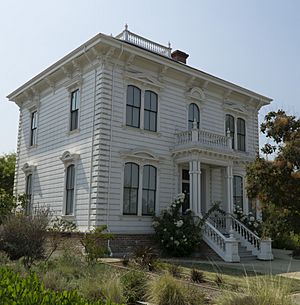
{"left": 175, "top": 128, "right": 232, "bottom": 152}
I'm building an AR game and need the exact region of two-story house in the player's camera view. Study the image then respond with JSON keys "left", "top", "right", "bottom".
{"left": 7, "top": 26, "right": 273, "bottom": 261}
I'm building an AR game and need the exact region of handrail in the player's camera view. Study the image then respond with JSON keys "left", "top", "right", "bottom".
{"left": 203, "top": 221, "right": 227, "bottom": 253}
{"left": 228, "top": 214, "right": 260, "bottom": 252}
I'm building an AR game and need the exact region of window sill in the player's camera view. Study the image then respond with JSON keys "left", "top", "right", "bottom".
{"left": 61, "top": 214, "right": 76, "bottom": 221}
{"left": 121, "top": 214, "right": 153, "bottom": 219}
{"left": 122, "top": 125, "right": 161, "bottom": 137}
{"left": 68, "top": 128, "right": 80, "bottom": 136}
{"left": 28, "top": 144, "right": 38, "bottom": 150}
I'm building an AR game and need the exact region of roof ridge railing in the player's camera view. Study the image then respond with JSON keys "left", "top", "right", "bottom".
{"left": 116, "top": 24, "right": 172, "bottom": 58}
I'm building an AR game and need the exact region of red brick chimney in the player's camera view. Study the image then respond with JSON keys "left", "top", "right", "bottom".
{"left": 171, "top": 50, "right": 189, "bottom": 64}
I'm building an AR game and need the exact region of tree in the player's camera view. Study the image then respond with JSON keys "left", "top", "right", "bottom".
{"left": 246, "top": 110, "right": 300, "bottom": 239}
{"left": 0, "top": 153, "right": 17, "bottom": 224}
{"left": 0, "top": 153, "right": 16, "bottom": 195}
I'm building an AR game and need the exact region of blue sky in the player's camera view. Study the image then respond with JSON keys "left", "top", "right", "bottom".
{"left": 1, "top": 0, "right": 299, "bottom": 153}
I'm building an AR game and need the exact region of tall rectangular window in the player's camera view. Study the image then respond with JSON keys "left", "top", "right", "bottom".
{"left": 237, "top": 118, "right": 246, "bottom": 151}
{"left": 126, "top": 85, "right": 141, "bottom": 128}
{"left": 66, "top": 164, "right": 75, "bottom": 215}
{"left": 142, "top": 165, "right": 157, "bottom": 215}
{"left": 30, "top": 111, "right": 37, "bottom": 146}
{"left": 233, "top": 175, "right": 243, "bottom": 210}
{"left": 25, "top": 174, "right": 32, "bottom": 214}
{"left": 123, "top": 162, "right": 139, "bottom": 215}
{"left": 144, "top": 91, "right": 158, "bottom": 132}
{"left": 70, "top": 89, "right": 79, "bottom": 131}
{"left": 225, "top": 114, "right": 235, "bottom": 149}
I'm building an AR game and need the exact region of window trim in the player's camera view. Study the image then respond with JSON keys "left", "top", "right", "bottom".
{"left": 144, "top": 90, "right": 158, "bottom": 132}
{"left": 123, "top": 162, "right": 140, "bottom": 215}
{"left": 30, "top": 110, "right": 38, "bottom": 147}
{"left": 188, "top": 103, "right": 200, "bottom": 130}
{"left": 65, "top": 164, "right": 75, "bottom": 216}
{"left": 142, "top": 165, "right": 157, "bottom": 216}
{"left": 121, "top": 158, "right": 159, "bottom": 217}
{"left": 69, "top": 89, "right": 80, "bottom": 132}
{"left": 233, "top": 175, "right": 244, "bottom": 211}
{"left": 60, "top": 151, "right": 80, "bottom": 217}
{"left": 124, "top": 84, "right": 160, "bottom": 133}
{"left": 237, "top": 118, "right": 246, "bottom": 152}
{"left": 224, "top": 113, "right": 247, "bottom": 152}
{"left": 25, "top": 173, "right": 33, "bottom": 215}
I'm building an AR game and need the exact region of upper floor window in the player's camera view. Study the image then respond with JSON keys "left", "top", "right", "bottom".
{"left": 123, "top": 162, "right": 139, "bottom": 215}
{"left": 144, "top": 91, "right": 157, "bottom": 132}
{"left": 233, "top": 175, "right": 243, "bottom": 210}
{"left": 188, "top": 103, "right": 200, "bottom": 130}
{"left": 142, "top": 165, "right": 157, "bottom": 215}
{"left": 25, "top": 174, "right": 32, "bottom": 214}
{"left": 225, "top": 115, "right": 246, "bottom": 151}
{"left": 225, "top": 114, "right": 235, "bottom": 149}
{"left": 65, "top": 164, "right": 75, "bottom": 215}
{"left": 237, "top": 118, "right": 246, "bottom": 151}
{"left": 70, "top": 89, "right": 79, "bottom": 131}
{"left": 126, "top": 85, "right": 141, "bottom": 128}
{"left": 30, "top": 111, "right": 38, "bottom": 146}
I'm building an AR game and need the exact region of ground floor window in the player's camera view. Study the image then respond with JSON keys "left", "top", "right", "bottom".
{"left": 233, "top": 175, "right": 243, "bottom": 210}
{"left": 25, "top": 174, "right": 32, "bottom": 214}
{"left": 123, "top": 162, "right": 157, "bottom": 216}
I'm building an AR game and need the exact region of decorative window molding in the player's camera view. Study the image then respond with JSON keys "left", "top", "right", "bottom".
{"left": 60, "top": 151, "right": 80, "bottom": 217}
{"left": 223, "top": 100, "right": 249, "bottom": 117}
{"left": 186, "top": 87, "right": 206, "bottom": 102}
{"left": 124, "top": 84, "right": 160, "bottom": 133}
{"left": 60, "top": 151, "right": 80, "bottom": 166}
{"left": 22, "top": 162, "right": 36, "bottom": 214}
{"left": 21, "top": 162, "right": 36, "bottom": 175}
{"left": 120, "top": 148, "right": 160, "bottom": 163}
{"left": 64, "top": 75, "right": 83, "bottom": 92}
{"left": 124, "top": 69, "right": 164, "bottom": 90}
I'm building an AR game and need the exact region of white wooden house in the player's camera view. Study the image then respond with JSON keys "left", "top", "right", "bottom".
{"left": 7, "top": 26, "right": 273, "bottom": 261}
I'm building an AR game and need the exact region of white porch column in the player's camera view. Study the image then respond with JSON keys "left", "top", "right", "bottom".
{"left": 189, "top": 160, "right": 201, "bottom": 216}
{"left": 225, "top": 165, "right": 233, "bottom": 214}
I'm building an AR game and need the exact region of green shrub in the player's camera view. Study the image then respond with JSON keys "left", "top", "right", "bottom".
{"left": 191, "top": 268, "right": 205, "bottom": 283}
{"left": 0, "top": 208, "right": 50, "bottom": 268}
{"left": 0, "top": 267, "right": 122, "bottom": 304}
{"left": 100, "top": 274, "right": 126, "bottom": 304}
{"left": 80, "top": 225, "right": 113, "bottom": 263}
{"left": 153, "top": 193, "right": 219, "bottom": 256}
{"left": 216, "top": 275, "right": 293, "bottom": 305}
{"left": 147, "top": 274, "right": 186, "bottom": 305}
{"left": 121, "top": 270, "right": 147, "bottom": 303}
{"left": 168, "top": 264, "right": 181, "bottom": 278}
{"left": 133, "top": 245, "right": 157, "bottom": 271}
{"left": 0, "top": 250, "right": 10, "bottom": 265}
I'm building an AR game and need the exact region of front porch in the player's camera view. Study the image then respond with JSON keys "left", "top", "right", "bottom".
{"left": 171, "top": 127, "right": 273, "bottom": 263}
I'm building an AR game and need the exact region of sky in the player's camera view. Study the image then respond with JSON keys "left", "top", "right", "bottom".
{"left": 0, "top": 0, "right": 299, "bottom": 154}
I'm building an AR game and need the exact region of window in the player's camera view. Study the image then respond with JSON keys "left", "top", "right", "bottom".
{"left": 142, "top": 165, "right": 157, "bottom": 215}
{"left": 123, "top": 162, "right": 139, "bottom": 215}
{"left": 70, "top": 89, "right": 79, "bottom": 131}
{"left": 65, "top": 164, "right": 75, "bottom": 215}
{"left": 188, "top": 103, "right": 200, "bottom": 130}
{"left": 126, "top": 85, "right": 141, "bottom": 128}
{"left": 225, "top": 114, "right": 235, "bottom": 149}
{"left": 144, "top": 91, "right": 157, "bottom": 132}
{"left": 233, "top": 175, "right": 243, "bottom": 210}
{"left": 30, "top": 111, "right": 37, "bottom": 146}
{"left": 25, "top": 174, "right": 32, "bottom": 214}
{"left": 237, "top": 118, "right": 246, "bottom": 151}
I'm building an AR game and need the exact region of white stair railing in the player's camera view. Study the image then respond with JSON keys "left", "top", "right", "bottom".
{"left": 202, "top": 221, "right": 240, "bottom": 262}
